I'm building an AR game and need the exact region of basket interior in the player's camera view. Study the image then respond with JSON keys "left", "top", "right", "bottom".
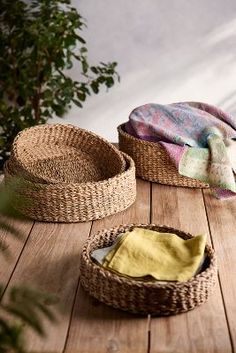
{"left": 26, "top": 145, "right": 107, "bottom": 183}
{"left": 87, "top": 224, "right": 212, "bottom": 279}
{"left": 13, "top": 125, "right": 125, "bottom": 183}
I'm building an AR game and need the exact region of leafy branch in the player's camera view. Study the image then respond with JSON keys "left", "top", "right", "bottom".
{"left": 0, "top": 0, "right": 119, "bottom": 168}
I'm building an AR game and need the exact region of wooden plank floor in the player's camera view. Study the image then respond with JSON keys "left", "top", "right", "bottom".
{"left": 0, "top": 177, "right": 236, "bottom": 353}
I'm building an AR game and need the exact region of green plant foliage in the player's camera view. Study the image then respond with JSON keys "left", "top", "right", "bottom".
{"left": 0, "top": 319, "right": 25, "bottom": 353}
{"left": 0, "top": 0, "right": 119, "bottom": 168}
{"left": 0, "top": 178, "right": 27, "bottom": 258}
{"left": 0, "top": 181, "right": 58, "bottom": 352}
{"left": 0, "top": 286, "right": 58, "bottom": 353}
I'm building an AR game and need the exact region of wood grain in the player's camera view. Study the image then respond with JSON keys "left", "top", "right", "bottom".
{"left": 0, "top": 176, "right": 34, "bottom": 291}
{"left": 0, "top": 216, "right": 33, "bottom": 291}
{"left": 203, "top": 189, "right": 236, "bottom": 351}
{"left": 64, "top": 179, "right": 151, "bottom": 353}
{"left": 1, "top": 175, "right": 234, "bottom": 353}
{"left": 3, "top": 221, "right": 92, "bottom": 353}
{"left": 150, "top": 184, "right": 232, "bottom": 353}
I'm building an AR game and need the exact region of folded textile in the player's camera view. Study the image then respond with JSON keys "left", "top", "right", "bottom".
{"left": 91, "top": 228, "right": 206, "bottom": 282}
{"left": 179, "top": 131, "right": 236, "bottom": 193}
{"left": 125, "top": 102, "right": 236, "bottom": 198}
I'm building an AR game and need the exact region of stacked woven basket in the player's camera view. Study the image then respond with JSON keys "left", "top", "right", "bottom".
{"left": 4, "top": 124, "right": 136, "bottom": 222}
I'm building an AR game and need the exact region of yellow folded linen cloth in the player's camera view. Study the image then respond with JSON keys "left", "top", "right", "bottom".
{"left": 101, "top": 228, "right": 206, "bottom": 282}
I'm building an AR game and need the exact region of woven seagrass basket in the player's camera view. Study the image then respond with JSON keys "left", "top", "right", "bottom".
{"left": 118, "top": 124, "right": 209, "bottom": 188}
{"left": 11, "top": 124, "right": 126, "bottom": 184}
{"left": 80, "top": 223, "right": 217, "bottom": 316}
{"left": 4, "top": 152, "right": 136, "bottom": 222}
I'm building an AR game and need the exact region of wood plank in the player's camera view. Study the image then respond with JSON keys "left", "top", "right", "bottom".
{"left": 64, "top": 179, "right": 151, "bottom": 353}
{"left": 203, "top": 189, "right": 236, "bottom": 350}
{"left": 0, "top": 216, "right": 34, "bottom": 291}
{"left": 150, "top": 184, "right": 232, "bottom": 353}
{"left": 0, "top": 176, "right": 34, "bottom": 291}
{"left": 3, "top": 221, "right": 92, "bottom": 353}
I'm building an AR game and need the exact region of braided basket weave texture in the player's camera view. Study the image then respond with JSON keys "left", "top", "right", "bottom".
{"left": 4, "top": 153, "right": 136, "bottom": 223}
{"left": 118, "top": 124, "right": 209, "bottom": 188}
{"left": 11, "top": 124, "right": 126, "bottom": 184}
{"left": 80, "top": 223, "right": 217, "bottom": 315}
{"left": 4, "top": 124, "right": 136, "bottom": 222}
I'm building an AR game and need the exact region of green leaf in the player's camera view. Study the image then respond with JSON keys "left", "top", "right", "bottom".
{"left": 82, "top": 59, "right": 88, "bottom": 74}
{"left": 106, "top": 76, "right": 114, "bottom": 88}
{"left": 72, "top": 99, "right": 82, "bottom": 108}
{"left": 64, "top": 36, "right": 76, "bottom": 47}
{"left": 80, "top": 46, "right": 87, "bottom": 53}
{"left": 90, "top": 66, "right": 98, "bottom": 74}
{"left": 91, "top": 81, "right": 99, "bottom": 94}
{"left": 77, "top": 91, "right": 86, "bottom": 102}
{"left": 75, "top": 34, "right": 86, "bottom": 44}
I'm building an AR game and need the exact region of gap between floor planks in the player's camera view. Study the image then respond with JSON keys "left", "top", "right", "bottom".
{"left": 63, "top": 179, "right": 151, "bottom": 353}
{"left": 148, "top": 184, "right": 232, "bottom": 353}
{"left": 1, "top": 179, "right": 150, "bottom": 353}
{"left": 203, "top": 189, "right": 236, "bottom": 353}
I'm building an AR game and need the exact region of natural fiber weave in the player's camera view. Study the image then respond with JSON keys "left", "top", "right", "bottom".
{"left": 118, "top": 124, "right": 209, "bottom": 188}
{"left": 4, "top": 153, "right": 136, "bottom": 223}
{"left": 11, "top": 124, "right": 126, "bottom": 184}
{"left": 80, "top": 223, "right": 217, "bottom": 315}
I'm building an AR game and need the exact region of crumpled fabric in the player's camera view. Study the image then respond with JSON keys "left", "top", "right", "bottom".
{"left": 91, "top": 228, "right": 206, "bottom": 282}
{"left": 125, "top": 101, "right": 236, "bottom": 198}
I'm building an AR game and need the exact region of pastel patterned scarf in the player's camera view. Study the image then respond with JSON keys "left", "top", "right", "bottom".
{"left": 125, "top": 102, "right": 236, "bottom": 198}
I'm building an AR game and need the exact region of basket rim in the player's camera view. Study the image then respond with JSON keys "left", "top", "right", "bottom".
{"left": 118, "top": 123, "right": 211, "bottom": 188}
{"left": 82, "top": 223, "right": 217, "bottom": 290}
{"left": 5, "top": 152, "right": 135, "bottom": 189}
{"left": 14, "top": 123, "right": 124, "bottom": 157}
{"left": 11, "top": 123, "right": 126, "bottom": 183}
{"left": 117, "top": 123, "right": 165, "bottom": 149}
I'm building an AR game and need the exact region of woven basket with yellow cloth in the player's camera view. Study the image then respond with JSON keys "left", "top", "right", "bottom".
{"left": 80, "top": 223, "right": 217, "bottom": 315}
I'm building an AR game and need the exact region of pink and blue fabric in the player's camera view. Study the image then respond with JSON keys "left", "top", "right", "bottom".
{"left": 125, "top": 102, "right": 236, "bottom": 198}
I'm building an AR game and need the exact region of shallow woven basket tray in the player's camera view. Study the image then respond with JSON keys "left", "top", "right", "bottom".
{"left": 11, "top": 124, "right": 126, "bottom": 184}
{"left": 4, "top": 153, "right": 136, "bottom": 223}
{"left": 118, "top": 124, "right": 209, "bottom": 188}
{"left": 80, "top": 223, "right": 217, "bottom": 316}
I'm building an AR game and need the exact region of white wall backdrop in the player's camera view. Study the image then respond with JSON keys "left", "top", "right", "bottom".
{"left": 53, "top": 0, "right": 236, "bottom": 141}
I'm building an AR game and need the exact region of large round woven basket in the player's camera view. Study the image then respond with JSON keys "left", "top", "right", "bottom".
{"left": 118, "top": 124, "right": 209, "bottom": 188}
{"left": 11, "top": 124, "right": 126, "bottom": 184}
{"left": 4, "top": 153, "right": 136, "bottom": 223}
{"left": 80, "top": 223, "right": 217, "bottom": 316}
